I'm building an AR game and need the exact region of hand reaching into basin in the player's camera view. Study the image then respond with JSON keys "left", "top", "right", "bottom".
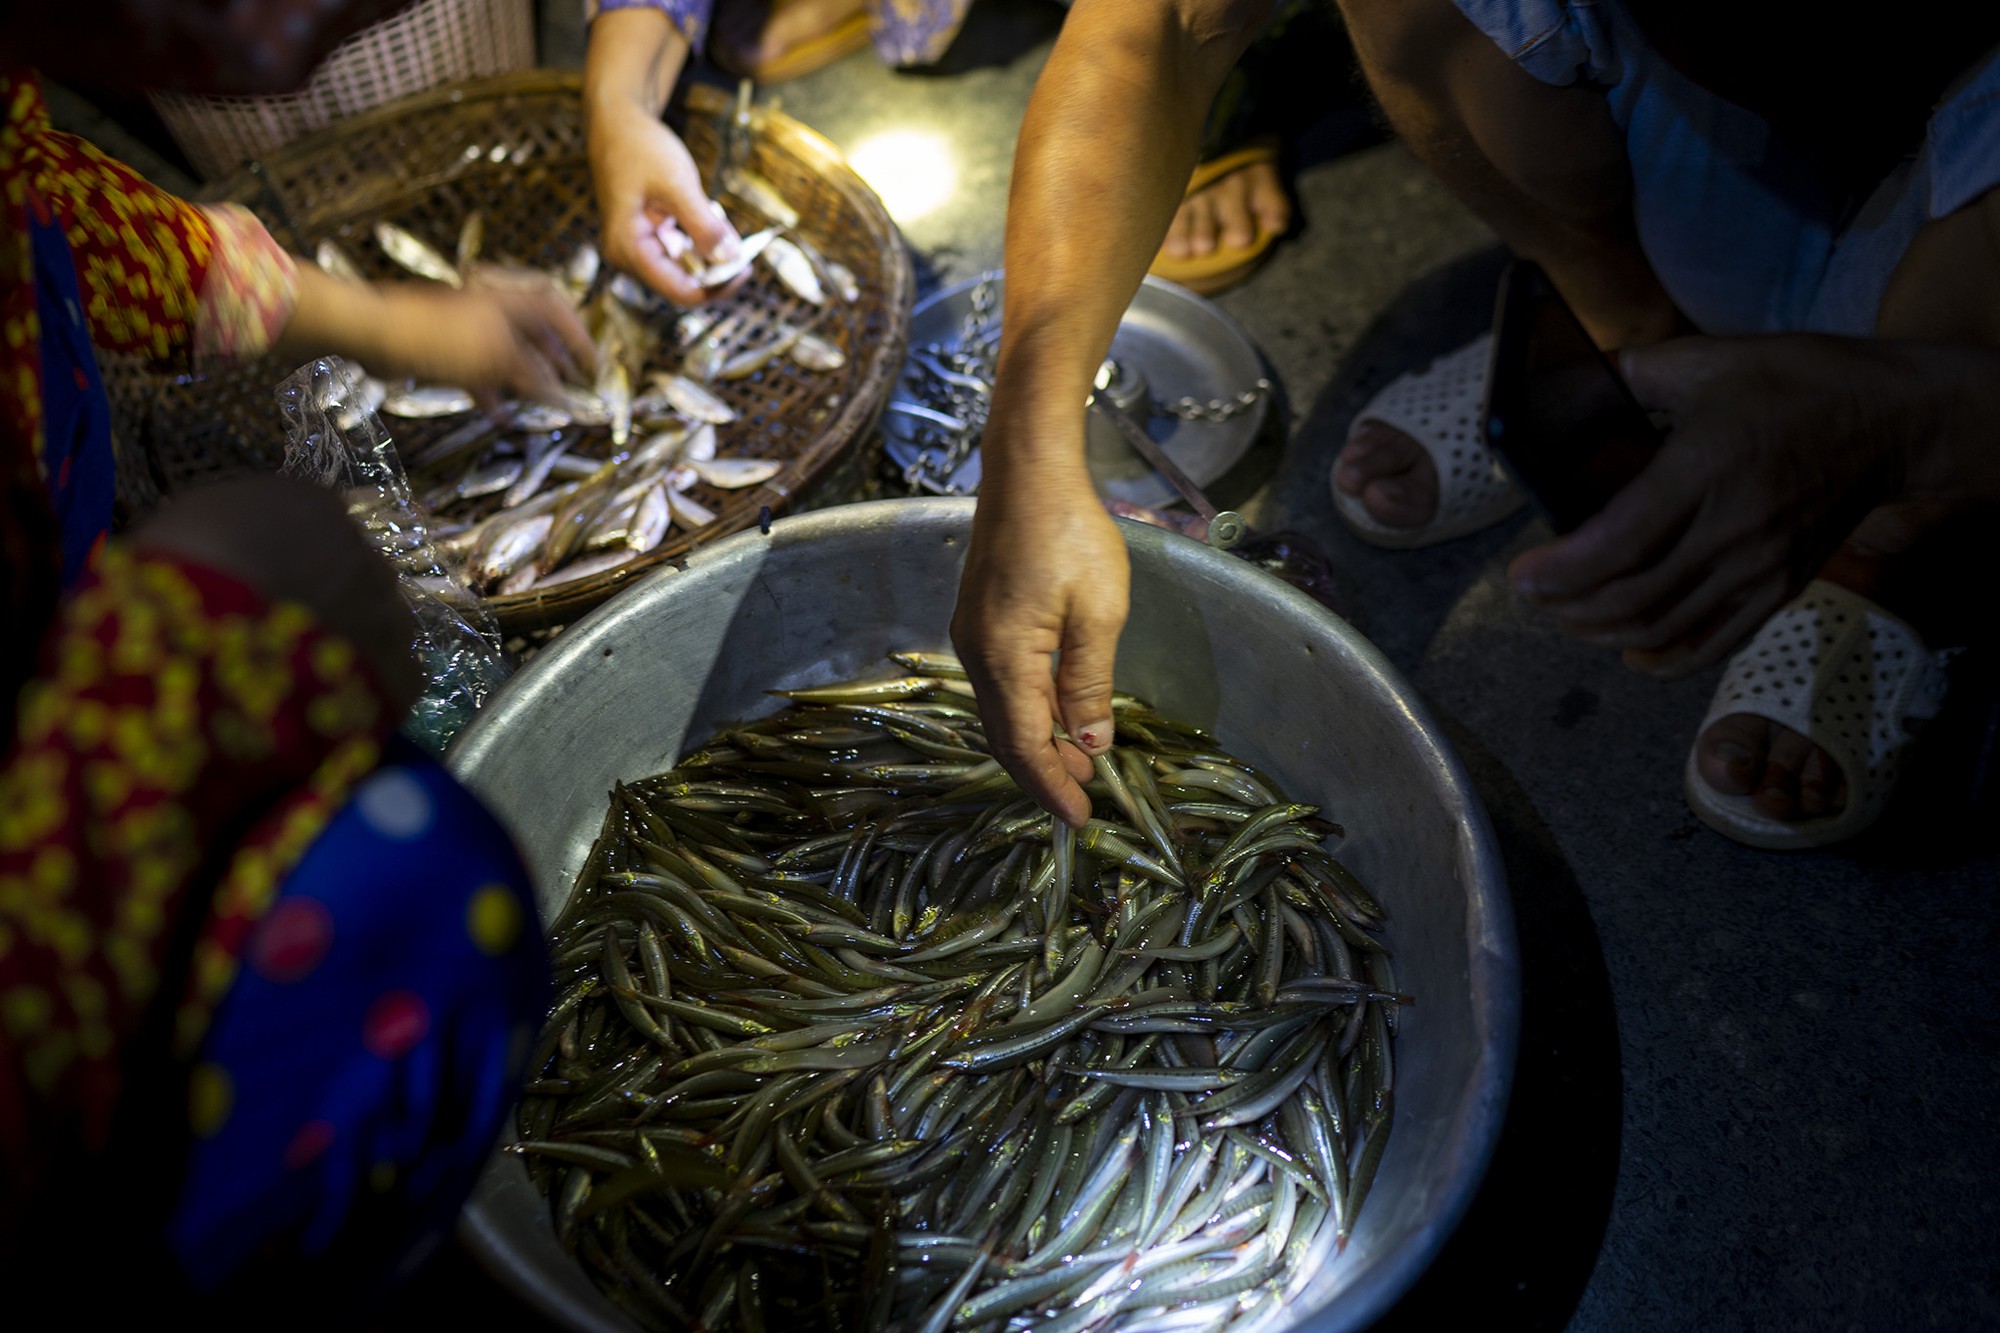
{"left": 950, "top": 0, "right": 1263, "bottom": 824}
{"left": 952, "top": 431, "right": 1126, "bottom": 828}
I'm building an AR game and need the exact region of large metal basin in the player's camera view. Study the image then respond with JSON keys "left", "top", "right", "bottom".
{"left": 448, "top": 497, "right": 1519, "bottom": 1333}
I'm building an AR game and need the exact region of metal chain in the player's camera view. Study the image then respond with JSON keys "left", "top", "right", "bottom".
{"left": 894, "top": 276, "right": 1268, "bottom": 491}
{"left": 1156, "top": 378, "right": 1273, "bottom": 422}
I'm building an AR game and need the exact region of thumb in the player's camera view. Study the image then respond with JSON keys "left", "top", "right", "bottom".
{"left": 1055, "top": 620, "right": 1120, "bottom": 757}
{"left": 1617, "top": 337, "right": 1711, "bottom": 413}
{"left": 682, "top": 198, "right": 743, "bottom": 266}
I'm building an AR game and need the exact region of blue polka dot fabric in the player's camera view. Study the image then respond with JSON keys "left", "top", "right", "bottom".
{"left": 166, "top": 740, "right": 548, "bottom": 1294}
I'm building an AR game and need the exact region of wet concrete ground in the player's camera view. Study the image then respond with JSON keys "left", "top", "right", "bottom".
{"left": 56, "top": 3, "right": 2000, "bottom": 1327}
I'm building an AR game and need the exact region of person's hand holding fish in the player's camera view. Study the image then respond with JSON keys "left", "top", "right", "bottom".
{"left": 951, "top": 410, "right": 1129, "bottom": 829}
{"left": 277, "top": 265, "right": 598, "bottom": 411}
{"left": 585, "top": 6, "right": 744, "bottom": 304}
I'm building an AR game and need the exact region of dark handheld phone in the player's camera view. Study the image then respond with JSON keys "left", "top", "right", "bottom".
{"left": 1481, "top": 259, "right": 1662, "bottom": 534}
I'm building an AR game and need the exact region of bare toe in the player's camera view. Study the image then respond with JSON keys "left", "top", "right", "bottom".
{"left": 1181, "top": 195, "right": 1217, "bottom": 258}
{"left": 1697, "top": 713, "right": 1769, "bottom": 797}
{"left": 1752, "top": 726, "right": 1816, "bottom": 821}
{"left": 1244, "top": 161, "right": 1290, "bottom": 235}
{"left": 1334, "top": 419, "right": 1437, "bottom": 527}
{"left": 1214, "top": 182, "right": 1256, "bottom": 251}
{"left": 1796, "top": 739, "right": 1846, "bottom": 818}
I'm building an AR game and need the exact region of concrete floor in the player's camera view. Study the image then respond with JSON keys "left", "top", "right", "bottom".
{"left": 55, "top": 3, "right": 2000, "bottom": 1328}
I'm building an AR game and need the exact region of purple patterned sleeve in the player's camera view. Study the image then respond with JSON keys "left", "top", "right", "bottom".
{"left": 588, "top": 0, "right": 712, "bottom": 54}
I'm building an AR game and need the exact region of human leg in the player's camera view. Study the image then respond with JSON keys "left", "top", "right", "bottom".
{"left": 1328, "top": 0, "right": 1682, "bottom": 532}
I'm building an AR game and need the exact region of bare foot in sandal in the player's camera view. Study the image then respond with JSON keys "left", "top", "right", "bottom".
{"left": 1161, "top": 156, "right": 1289, "bottom": 262}
{"left": 1691, "top": 508, "right": 1963, "bottom": 832}
{"left": 1331, "top": 417, "right": 1441, "bottom": 530}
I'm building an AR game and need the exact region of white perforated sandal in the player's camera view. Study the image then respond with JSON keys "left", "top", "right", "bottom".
{"left": 1330, "top": 333, "right": 1525, "bottom": 548}
{"left": 1683, "top": 580, "right": 1953, "bottom": 851}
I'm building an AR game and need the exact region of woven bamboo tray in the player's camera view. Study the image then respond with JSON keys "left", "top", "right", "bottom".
{"left": 102, "top": 70, "right": 913, "bottom": 634}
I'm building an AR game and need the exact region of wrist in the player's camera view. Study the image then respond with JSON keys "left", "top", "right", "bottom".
{"left": 584, "top": 8, "right": 688, "bottom": 119}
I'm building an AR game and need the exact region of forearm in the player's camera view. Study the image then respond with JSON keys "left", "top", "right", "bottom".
{"left": 270, "top": 264, "right": 391, "bottom": 367}
{"left": 584, "top": 6, "right": 693, "bottom": 123}
{"left": 984, "top": 0, "right": 1266, "bottom": 488}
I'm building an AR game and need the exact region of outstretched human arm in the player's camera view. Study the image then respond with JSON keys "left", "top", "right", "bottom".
{"left": 584, "top": 3, "right": 742, "bottom": 304}
{"left": 950, "top": 0, "right": 1268, "bottom": 826}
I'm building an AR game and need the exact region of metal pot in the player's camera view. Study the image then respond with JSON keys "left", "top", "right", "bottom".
{"left": 448, "top": 497, "right": 1519, "bottom": 1333}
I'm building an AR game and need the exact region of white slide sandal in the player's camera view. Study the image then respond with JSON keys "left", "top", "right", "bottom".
{"left": 1330, "top": 333, "right": 1525, "bottom": 548}
{"left": 1684, "top": 580, "right": 1952, "bottom": 850}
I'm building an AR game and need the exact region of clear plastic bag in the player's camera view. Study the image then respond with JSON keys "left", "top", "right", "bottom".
{"left": 277, "top": 357, "right": 510, "bottom": 753}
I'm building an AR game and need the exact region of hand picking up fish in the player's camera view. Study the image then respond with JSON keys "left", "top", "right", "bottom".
{"left": 314, "top": 164, "right": 865, "bottom": 597}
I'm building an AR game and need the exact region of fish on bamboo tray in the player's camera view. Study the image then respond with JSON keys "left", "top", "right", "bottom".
{"left": 97, "top": 72, "right": 913, "bottom": 634}
{"left": 518, "top": 652, "right": 1405, "bottom": 1332}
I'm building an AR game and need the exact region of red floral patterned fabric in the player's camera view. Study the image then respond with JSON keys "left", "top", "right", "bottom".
{"left": 0, "top": 70, "right": 385, "bottom": 1234}
{"left": 0, "top": 547, "right": 395, "bottom": 1224}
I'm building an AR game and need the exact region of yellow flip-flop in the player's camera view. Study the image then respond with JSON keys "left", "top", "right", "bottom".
{"left": 713, "top": 0, "right": 873, "bottom": 85}
{"left": 1149, "top": 142, "right": 1287, "bottom": 296}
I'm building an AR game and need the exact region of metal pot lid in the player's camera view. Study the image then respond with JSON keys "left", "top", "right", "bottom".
{"left": 882, "top": 271, "right": 1272, "bottom": 508}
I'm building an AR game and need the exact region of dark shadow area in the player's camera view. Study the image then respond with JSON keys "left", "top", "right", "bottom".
{"left": 901, "top": 0, "right": 1067, "bottom": 77}
{"left": 380, "top": 1236, "right": 564, "bottom": 1331}
{"left": 1850, "top": 642, "right": 2000, "bottom": 869}
{"left": 1255, "top": 245, "right": 1524, "bottom": 665}
{"left": 1369, "top": 712, "right": 1624, "bottom": 1333}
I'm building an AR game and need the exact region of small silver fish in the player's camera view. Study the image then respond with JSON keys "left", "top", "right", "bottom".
{"left": 584, "top": 494, "right": 643, "bottom": 553}
{"left": 725, "top": 168, "right": 800, "bottom": 229}
{"left": 555, "top": 386, "right": 612, "bottom": 427}
{"left": 475, "top": 511, "right": 554, "bottom": 587}
{"left": 694, "top": 227, "right": 781, "bottom": 289}
{"left": 661, "top": 375, "right": 737, "bottom": 425}
{"left": 563, "top": 242, "right": 601, "bottom": 303}
{"left": 532, "top": 548, "right": 633, "bottom": 589}
{"left": 627, "top": 483, "right": 672, "bottom": 552}
{"left": 503, "top": 436, "right": 567, "bottom": 508}
{"left": 315, "top": 239, "right": 366, "bottom": 283}
{"left": 687, "top": 457, "right": 780, "bottom": 489}
{"left": 790, "top": 331, "right": 847, "bottom": 372}
{"left": 508, "top": 402, "right": 574, "bottom": 432}
{"left": 761, "top": 237, "right": 825, "bottom": 306}
{"left": 374, "top": 221, "right": 461, "bottom": 286}
{"left": 667, "top": 482, "right": 717, "bottom": 530}
{"left": 456, "top": 211, "right": 484, "bottom": 273}
{"left": 498, "top": 564, "right": 541, "bottom": 597}
{"left": 383, "top": 384, "right": 476, "bottom": 418}
{"left": 823, "top": 257, "right": 861, "bottom": 304}
{"left": 549, "top": 455, "right": 604, "bottom": 479}
{"left": 630, "top": 426, "right": 691, "bottom": 469}
{"left": 597, "top": 362, "right": 633, "bottom": 448}
{"left": 676, "top": 309, "right": 719, "bottom": 348}
{"left": 682, "top": 423, "right": 718, "bottom": 463}
{"left": 457, "top": 456, "right": 526, "bottom": 499}
{"left": 719, "top": 323, "right": 808, "bottom": 380}
{"left": 608, "top": 273, "right": 658, "bottom": 311}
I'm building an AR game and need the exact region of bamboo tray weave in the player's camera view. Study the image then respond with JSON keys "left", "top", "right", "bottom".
{"left": 101, "top": 71, "right": 913, "bottom": 634}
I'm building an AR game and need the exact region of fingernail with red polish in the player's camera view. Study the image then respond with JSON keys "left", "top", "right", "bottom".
{"left": 1076, "top": 720, "right": 1114, "bottom": 753}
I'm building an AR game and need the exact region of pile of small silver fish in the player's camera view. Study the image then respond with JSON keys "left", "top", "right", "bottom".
{"left": 516, "top": 654, "right": 1405, "bottom": 1333}
{"left": 316, "top": 166, "right": 859, "bottom": 597}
